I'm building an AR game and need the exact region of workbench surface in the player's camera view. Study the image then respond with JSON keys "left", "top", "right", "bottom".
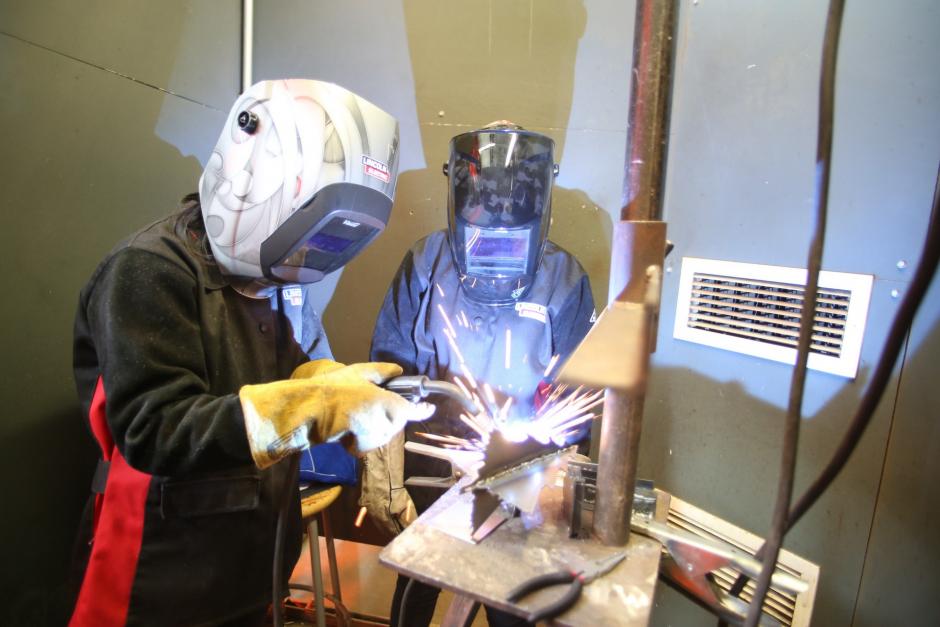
{"left": 380, "top": 472, "right": 662, "bottom": 626}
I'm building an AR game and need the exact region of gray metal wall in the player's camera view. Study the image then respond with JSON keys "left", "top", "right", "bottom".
{"left": 0, "top": 1, "right": 238, "bottom": 623}
{"left": 644, "top": 1, "right": 940, "bottom": 626}
{"left": 1, "top": 1, "right": 936, "bottom": 625}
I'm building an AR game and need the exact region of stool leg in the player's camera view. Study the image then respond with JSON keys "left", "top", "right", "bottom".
{"left": 320, "top": 511, "right": 342, "bottom": 601}
{"left": 307, "top": 517, "right": 326, "bottom": 627}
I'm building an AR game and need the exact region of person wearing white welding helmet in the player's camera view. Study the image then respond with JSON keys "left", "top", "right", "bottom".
{"left": 364, "top": 121, "right": 596, "bottom": 627}
{"left": 68, "top": 79, "right": 431, "bottom": 627}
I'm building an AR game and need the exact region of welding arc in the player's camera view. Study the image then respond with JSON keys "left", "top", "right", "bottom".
{"left": 729, "top": 160, "right": 940, "bottom": 606}
{"left": 742, "top": 1, "right": 842, "bottom": 624}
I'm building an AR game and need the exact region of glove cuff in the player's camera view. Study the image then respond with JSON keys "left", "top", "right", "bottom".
{"left": 241, "top": 389, "right": 310, "bottom": 469}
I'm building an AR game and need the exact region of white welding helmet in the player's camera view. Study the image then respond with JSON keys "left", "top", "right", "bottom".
{"left": 445, "top": 121, "right": 557, "bottom": 304}
{"left": 199, "top": 79, "right": 400, "bottom": 284}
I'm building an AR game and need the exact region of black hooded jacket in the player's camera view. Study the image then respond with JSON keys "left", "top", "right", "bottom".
{"left": 70, "top": 214, "right": 330, "bottom": 626}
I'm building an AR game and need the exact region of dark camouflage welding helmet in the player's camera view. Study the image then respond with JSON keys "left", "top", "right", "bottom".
{"left": 445, "top": 121, "right": 557, "bottom": 304}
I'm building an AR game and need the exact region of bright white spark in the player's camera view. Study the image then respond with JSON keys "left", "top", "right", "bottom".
{"left": 543, "top": 354, "right": 560, "bottom": 378}
{"left": 504, "top": 328, "right": 512, "bottom": 369}
{"left": 483, "top": 382, "right": 497, "bottom": 406}
{"left": 500, "top": 396, "right": 514, "bottom": 421}
{"left": 460, "top": 362, "right": 479, "bottom": 389}
{"left": 443, "top": 327, "right": 467, "bottom": 365}
{"left": 437, "top": 303, "right": 458, "bottom": 338}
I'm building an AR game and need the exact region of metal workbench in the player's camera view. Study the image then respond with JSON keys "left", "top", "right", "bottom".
{"left": 379, "top": 472, "right": 665, "bottom": 626}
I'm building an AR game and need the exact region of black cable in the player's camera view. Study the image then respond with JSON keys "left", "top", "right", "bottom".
{"left": 742, "top": 1, "right": 845, "bottom": 624}
{"left": 729, "top": 163, "right": 940, "bottom": 605}
{"left": 270, "top": 286, "right": 296, "bottom": 627}
{"left": 397, "top": 578, "right": 415, "bottom": 627}
{"left": 272, "top": 453, "right": 300, "bottom": 627}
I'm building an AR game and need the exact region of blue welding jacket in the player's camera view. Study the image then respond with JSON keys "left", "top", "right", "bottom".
{"left": 370, "top": 229, "right": 595, "bottom": 511}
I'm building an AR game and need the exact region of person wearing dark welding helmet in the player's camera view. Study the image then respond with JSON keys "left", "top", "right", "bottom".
{"left": 68, "top": 79, "right": 432, "bottom": 627}
{"left": 364, "top": 121, "right": 596, "bottom": 627}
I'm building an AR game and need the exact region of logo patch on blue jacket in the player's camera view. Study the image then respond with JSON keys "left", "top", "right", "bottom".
{"left": 515, "top": 302, "right": 547, "bottom": 324}
{"left": 283, "top": 287, "right": 303, "bottom": 307}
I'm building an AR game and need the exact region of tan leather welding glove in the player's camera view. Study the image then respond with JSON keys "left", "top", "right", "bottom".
{"left": 290, "top": 358, "right": 348, "bottom": 379}
{"left": 240, "top": 360, "right": 435, "bottom": 469}
{"left": 359, "top": 431, "right": 417, "bottom": 536}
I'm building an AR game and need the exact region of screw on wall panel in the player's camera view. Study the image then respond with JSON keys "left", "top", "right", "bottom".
{"left": 891, "top": 289, "right": 900, "bottom": 299}
{"left": 896, "top": 260, "right": 908, "bottom": 270}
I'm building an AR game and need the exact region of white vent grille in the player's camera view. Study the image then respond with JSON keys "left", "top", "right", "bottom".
{"left": 666, "top": 496, "right": 820, "bottom": 626}
{"left": 673, "top": 257, "right": 873, "bottom": 378}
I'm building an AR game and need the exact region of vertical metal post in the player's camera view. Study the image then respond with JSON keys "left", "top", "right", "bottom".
{"left": 307, "top": 517, "right": 327, "bottom": 627}
{"left": 593, "top": 0, "right": 677, "bottom": 546}
{"left": 241, "top": 0, "right": 254, "bottom": 93}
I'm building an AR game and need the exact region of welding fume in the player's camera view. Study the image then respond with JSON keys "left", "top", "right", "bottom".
{"left": 67, "top": 79, "right": 435, "bottom": 627}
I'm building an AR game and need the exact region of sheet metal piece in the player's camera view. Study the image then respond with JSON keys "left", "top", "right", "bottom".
{"left": 462, "top": 433, "right": 572, "bottom": 527}
{"left": 555, "top": 300, "right": 649, "bottom": 391}
{"left": 468, "top": 432, "right": 561, "bottom": 489}
{"left": 558, "top": 220, "right": 667, "bottom": 547}
{"left": 380, "top": 473, "right": 662, "bottom": 627}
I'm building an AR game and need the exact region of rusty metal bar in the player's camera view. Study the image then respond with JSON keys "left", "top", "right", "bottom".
{"left": 593, "top": 223, "right": 666, "bottom": 546}
{"left": 620, "top": 0, "right": 676, "bottom": 222}
{"left": 593, "top": 0, "right": 677, "bottom": 547}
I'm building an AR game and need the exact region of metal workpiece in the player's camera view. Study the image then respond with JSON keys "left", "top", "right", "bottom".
{"left": 608, "top": 221, "right": 668, "bottom": 343}
{"left": 561, "top": 459, "right": 810, "bottom": 625}
{"left": 379, "top": 470, "right": 663, "bottom": 627}
{"left": 558, "top": 220, "right": 667, "bottom": 547}
{"left": 564, "top": 458, "right": 658, "bottom": 541}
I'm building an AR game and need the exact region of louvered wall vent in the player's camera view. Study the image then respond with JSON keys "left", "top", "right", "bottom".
{"left": 666, "top": 495, "right": 820, "bottom": 626}
{"left": 673, "top": 257, "right": 873, "bottom": 378}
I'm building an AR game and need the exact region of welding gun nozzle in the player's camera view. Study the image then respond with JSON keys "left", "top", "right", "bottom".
{"left": 384, "top": 375, "right": 478, "bottom": 414}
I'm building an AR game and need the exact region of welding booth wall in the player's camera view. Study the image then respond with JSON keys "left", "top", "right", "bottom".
{"left": 0, "top": 1, "right": 937, "bottom": 626}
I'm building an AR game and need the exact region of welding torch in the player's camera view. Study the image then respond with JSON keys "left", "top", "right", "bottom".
{"left": 353, "top": 375, "right": 480, "bottom": 529}
{"left": 383, "top": 375, "right": 478, "bottom": 414}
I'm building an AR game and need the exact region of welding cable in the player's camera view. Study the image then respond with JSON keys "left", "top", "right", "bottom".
{"left": 741, "top": 1, "right": 845, "bottom": 625}
{"left": 726, "top": 164, "right": 940, "bottom": 611}
{"left": 396, "top": 578, "right": 414, "bottom": 627}
{"left": 272, "top": 453, "right": 301, "bottom": 627}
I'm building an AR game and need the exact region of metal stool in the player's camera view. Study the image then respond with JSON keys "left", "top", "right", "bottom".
{"left": 287, "top": 484, "right": 350, "bottom": 627}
